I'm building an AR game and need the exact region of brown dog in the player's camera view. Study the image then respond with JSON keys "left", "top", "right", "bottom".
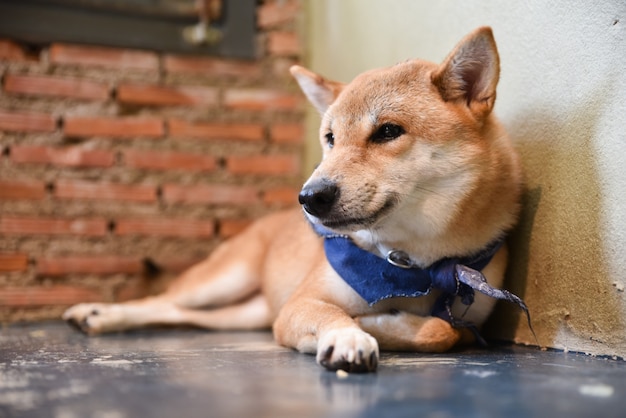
{"left": 63, "top": 27, "right": 522, "bottom": 373}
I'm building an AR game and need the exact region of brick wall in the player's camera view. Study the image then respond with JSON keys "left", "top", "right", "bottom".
{"left": 0, "top": 1, "right": 305, "bottom": 323}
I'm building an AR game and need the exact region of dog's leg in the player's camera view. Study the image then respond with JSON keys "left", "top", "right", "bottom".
{"left": 64, "top": 293, "right": 271, "bottom": 335}
{"left": 63, "top": 220, "right": 272, "bottom": 334}
{"left": 274, "top": 298, "right": 379, "bottom": 373}
{"left": 356, "top": 311, "right": 463, "bottom": 352}
{"left": 273, "top": 263, "right": 380, "bottom": 373}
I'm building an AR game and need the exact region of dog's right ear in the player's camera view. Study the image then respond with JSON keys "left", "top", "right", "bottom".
{"left": 290, "top": 65, "right": 344, "bottom": 115}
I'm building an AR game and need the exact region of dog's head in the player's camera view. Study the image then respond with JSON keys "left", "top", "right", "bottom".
{"left": 293, "top": 27, "right": 511, "bottom": 241}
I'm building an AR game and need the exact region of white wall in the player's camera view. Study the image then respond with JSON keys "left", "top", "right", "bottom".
{"left": 303, "top": 0, "right": 626, "bottom": 357}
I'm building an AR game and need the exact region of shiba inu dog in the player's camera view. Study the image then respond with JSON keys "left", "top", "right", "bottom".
{"left": 64, "top": 27, "right": 523, "bottom": 373}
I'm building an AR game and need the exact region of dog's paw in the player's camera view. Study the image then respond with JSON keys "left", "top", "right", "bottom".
{"left": 62, "top": 303, "right": 125, "bottom": 335}
{"left": 316, "top": 327, "right": 379, "bottom": 373}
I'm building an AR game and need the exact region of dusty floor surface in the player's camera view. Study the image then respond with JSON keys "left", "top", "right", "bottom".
{"left": 1, "top": 321, "right": 625, "bottom": 418}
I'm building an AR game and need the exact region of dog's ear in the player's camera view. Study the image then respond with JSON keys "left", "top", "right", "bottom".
{"left": 432, "top": 27, "right": 500, "bottom": 121}
{"left": 290, "top": 65, "right": 344, "bottom": 115}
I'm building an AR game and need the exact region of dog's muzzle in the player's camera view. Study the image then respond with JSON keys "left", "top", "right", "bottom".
{"left": 298, "top": 179, "right": 339, "bottom": 219}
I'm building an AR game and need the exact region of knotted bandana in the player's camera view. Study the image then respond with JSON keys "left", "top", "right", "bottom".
{"left": 318, "top": 228, "right": 534, "bottom": 343}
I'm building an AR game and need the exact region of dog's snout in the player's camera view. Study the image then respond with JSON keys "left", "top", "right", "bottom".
{"left": 299, "top": 181, "right": 339, "bottom": 218}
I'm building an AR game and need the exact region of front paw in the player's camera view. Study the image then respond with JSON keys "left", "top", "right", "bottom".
{"left": 62, "top": 303, "right": 123, "bottom": 335}
{"left": 317, "top": 327, "right": 379, "bottom": 373}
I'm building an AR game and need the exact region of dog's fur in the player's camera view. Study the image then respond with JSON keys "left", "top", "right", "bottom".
{"left": 64, "top": 27, "right": 522, "bottom": 373}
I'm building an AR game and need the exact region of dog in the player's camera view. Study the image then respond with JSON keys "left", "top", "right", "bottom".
{"left": 63, "top": 27, "right": 523, "bottom": 373}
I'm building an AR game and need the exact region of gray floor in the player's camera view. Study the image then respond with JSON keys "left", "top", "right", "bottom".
{"left": 1, "top": 322, "right": 625, "bottom": 418}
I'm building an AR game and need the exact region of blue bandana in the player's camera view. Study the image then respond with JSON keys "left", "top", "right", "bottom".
{"left": 315, "top": 226, "right": 534, "bottom": 343}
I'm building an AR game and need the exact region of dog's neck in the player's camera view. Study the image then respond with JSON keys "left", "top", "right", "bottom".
{"left": 350, "top": 229, "right": 438, "bottom": 268}
{"left": 349, "top": 222, "right": 500, "bottom": 269}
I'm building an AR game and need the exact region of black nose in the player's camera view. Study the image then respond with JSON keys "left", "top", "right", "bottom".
{"left": 298, "top": 181, "right": 339, "bottom": 218}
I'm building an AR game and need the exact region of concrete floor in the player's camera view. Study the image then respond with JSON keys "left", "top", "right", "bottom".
{"left": 1, "top": 322, "right": 625, "bottom": 418}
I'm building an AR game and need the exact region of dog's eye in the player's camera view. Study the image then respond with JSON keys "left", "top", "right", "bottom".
{"left": 325, "top": 132, "right": 335, "bottom": 148}
{"left": 371, "top": 123, "right": 405, "bottom": 143}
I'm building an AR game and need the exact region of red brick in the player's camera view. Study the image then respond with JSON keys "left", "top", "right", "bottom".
{"left": 0, "top": 39, "right": 28, "bottom": 61}
{"left": 49, "top": 43, "right": 158, "bottom": 71}
{"left": 162, "top": 184, "right": 259, "bottom": 205}
{"left": 0, "top": 110, "right": 57, "bottom": 133}
{"left": 164, "top": 55, "right": 261, "bottom": 78}
{"left": 263, "top": 186, "right": 299, "bottom": 206}
{"left": 10, "top": 145, "right": 115, "bottom": 168}
{"left": 154, "top": 256, "right": 207, "bottom": 273}
{"left": 123, "top": 149, "right": 216, "bottom": 172}
{"left": 0, "top": 286, "right": 101, "bottom": 306}
{"left": 63, "top": 116, "right": 164, "bottom": 138}
{"left": 0, "top": 253, "right": 28, "bottom": 272}
{"left": 37, "top": 256, "right": 143, "bottom": 276}
{"left": 115, "top": 279, "right": 150, "bottom": 302}
{"left": 0, "top": 216, "right": 107, "bottom": 236}
{"left": 4, "top": 74, "right": 110, "bottom": 100}
{"left": 223, "top": 88, "right": 301, "bottom": 111}
{"left": 267, "top": 31, "right": 301, "bottom": 56}
{"left": 115, "top": 218, "right": 215, "bottom": 238}
{"left": 258, "top": 1, "right": 299, "bottom": 29}
{"left": 55, "top": 179, "right": 157, "bottom": 203}
{"left": 168, "top": 119, "right": 264, "bottom": 142}
{"left": 0, "top": 179, "right": 46, "bottom": 200}
{"left": 218, "top": 219, "right": 252, "bottom": 238}
{"left": 226, "top": 154, "right": 300, "bottom": 176}
{"left": 117, "top": 83, "right": 218, "bottom": 107}
{"left": 270, "top": 123, "right": 304, "bottom": 144}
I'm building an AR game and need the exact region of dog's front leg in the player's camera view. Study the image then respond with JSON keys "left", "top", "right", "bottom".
{"left": 356, "top": 311, "right": 463, "bottom": 352}
{"left": 273, "top": 265, "right": 379, "bottom": 373}
{"left": 274, "top": 298, "right": 379, "bottom": 372}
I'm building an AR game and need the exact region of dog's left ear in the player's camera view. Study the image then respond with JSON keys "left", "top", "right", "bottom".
{"left": 432, "top": 27, "right": 500, "bottom": 121}
{"left": 290, "top": 65, "right": 344, "bottom": 115}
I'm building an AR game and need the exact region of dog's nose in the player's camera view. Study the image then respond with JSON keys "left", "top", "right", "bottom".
{"left": 299, "top": 181, "right": 339, "bottom": 218}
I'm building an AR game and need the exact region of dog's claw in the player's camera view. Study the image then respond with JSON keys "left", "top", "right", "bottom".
{"left": 64, "top": 315, "right": 91, "bottom": 335}
{"left": 325, "top": 345, "right": 334, "bottom": 358}
{"left": 317, "top": 328, "right": 379, "bottom": 373}
{"left": 370, "top": 350, "right": 378, "bottom": 369}
{"left": 62, "top": 303, "right": 124, "bottom": 335}
{"left": 65, "top": 317, "right": 84, "bottom": 333}
{"left": 320, "top": 350, "right": 375, "bottom": 373}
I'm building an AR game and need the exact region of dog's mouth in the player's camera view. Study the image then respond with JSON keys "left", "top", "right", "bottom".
{"left": 312, "top": 197, "right": 397, "bottom": 231}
